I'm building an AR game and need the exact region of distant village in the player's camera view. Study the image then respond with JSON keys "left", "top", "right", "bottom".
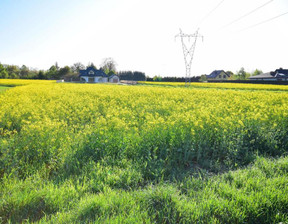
{"left": 203, "top": 68, "right": 288, "bottom": 82}
{"left": 73, "top": 66, "right": 288, "bottom": 83}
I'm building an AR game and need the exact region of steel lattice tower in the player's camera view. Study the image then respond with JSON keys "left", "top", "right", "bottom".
{"left": 175, "top": 29, "right": 203, "bottom": 86}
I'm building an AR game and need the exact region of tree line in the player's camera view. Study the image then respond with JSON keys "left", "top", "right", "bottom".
{"left": 146, "top": 68, "right": 262, "bottom": 82}
{"left": 220, "top": 67, "right": 263, "bottom": 80}
{"left": 0, "top": 60, "right": 262, "bottom": 82}
{"left": 0, "top": 58, "right": 147, "bottom": 81}
{"left": 117, "top": 71, "right": 146, "bottom": 81}
{"left": 231, "top": 67, "right": 263, "bottom": 80}
{"left": 0, "top": 62, "right": 95, "bottom": 80}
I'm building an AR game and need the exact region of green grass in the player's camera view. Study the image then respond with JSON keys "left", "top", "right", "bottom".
{"left": 1, "top": 156, "right": 287, "bottom": 223}
{"left": 0, "top": 86, "right": 10, "bottom": 93}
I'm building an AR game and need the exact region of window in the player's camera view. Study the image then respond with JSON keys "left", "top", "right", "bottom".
{"left": 88, "top": 70, "right": 94, "bottom": 75}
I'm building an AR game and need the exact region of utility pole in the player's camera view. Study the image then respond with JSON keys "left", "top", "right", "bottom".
{"left": 175, "top": 28, "right": 203, "bottom": 87}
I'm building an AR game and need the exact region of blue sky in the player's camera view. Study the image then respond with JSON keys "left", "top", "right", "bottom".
{"left": 0, "top": 0, "right": 288, "bottom": 77}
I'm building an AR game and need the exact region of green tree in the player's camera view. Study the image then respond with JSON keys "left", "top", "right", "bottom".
{"left": 37, "top": 70, "right": 46, "bottom": 79}
{"left": 46, "top": 65, "right": 59, "bottom": 79}
{"left": 153, "top": 75, "right": 162, "bottom": 81}
{"left": 87, "top": 62, "right": 97, "bottom": 70}
{"left": 252, "top": 69, "right": 263, "bottom": 76}
{"left": 200, "top": 74, "right": 207, "bottom": 82}
{"left": 20, "top": 65, "right": 29, "bottom": 78}
{"left": 55, "top": 62, "right": 59, "bottom": 71}
{"left": 0, "top": 63, "right": 8, "bottom": 79}
{"left": 236, "top": 67, "right": 250, "bottom": 80}
{"left": 133, "top": 71, "right": 146, "bottom": 81}
{"left": 28, "top": 69, "right": 39, "bottom": 79}
{"left": 237, "top": 67, "right": 245, "bottom": 80}
{"left": 58, "top": 66, "right": 71, "bottom": 79}
{"left": 6, "top": 65, "right": 20, "bottom": 78}
{"left": 118, "top": 71, "right": 133, "bottom": 80}
{"left": 107, "top": 71, "right": 116, "bottom": 76}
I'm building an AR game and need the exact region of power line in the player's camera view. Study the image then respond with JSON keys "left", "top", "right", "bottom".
{"left": 198, "top": 0, "right": 225, "bottom": 26}
{"left": 240, "top": 11, "right": 288, "bottom": 31}
{"left": 221, "top": 0, "right": 275, "bottom": 29}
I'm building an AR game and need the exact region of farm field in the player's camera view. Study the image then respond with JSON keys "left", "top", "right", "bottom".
{"left": 0, "top": 79, "right": 56, "bottom": 86}
{"left": 0, "top": 80, "right": 288, "bottom": 223}
{"left": 0, "top": 86, "right": 11, "bottom": 93}
{"left": 140, "top": 81, "right": 288, "bottom": 91}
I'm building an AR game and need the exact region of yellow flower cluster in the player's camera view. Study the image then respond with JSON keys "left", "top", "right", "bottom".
{"left": 1, "top": 81, "right": 288, "bottom": 177}
{"left": 0, "top": 82, "right": 287, "bottom": 140}
{"left": 0, "top": 79, "right": 55, "bottom": 86}
{"left": 140, "top": 81, "right": 288, "bottom": 91}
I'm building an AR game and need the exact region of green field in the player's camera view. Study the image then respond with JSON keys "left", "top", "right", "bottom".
{"left": 0, "top": 86, "right": 10, "bottom": 93}
{"left": 0, "top": 80, "right": 288, "bottom": 223}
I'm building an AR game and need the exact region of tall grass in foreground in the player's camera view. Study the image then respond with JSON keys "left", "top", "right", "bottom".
{"left": 1, "top": 156, "right": 287, "bottom": 223}
{"left": 0, "top": 82, "right": 288, "bottom": 223}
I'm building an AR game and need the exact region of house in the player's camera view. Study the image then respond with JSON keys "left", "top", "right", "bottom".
{"left": 206, "top": 70, "right": 230, "bottom": 81}
{"left": 79, "top": 67, "right": 120, "bottom": 83}
{"left": 109, "top": 74, "right": 120, "bottom": 83}
{"left": 79, "top": 67, "right": 108, "bottom": 83}
{"left": 248, "top": 72, "right": 276, "bottom": 81}
{"left": 249, "top": 68, "right": 288, "bottom": 81}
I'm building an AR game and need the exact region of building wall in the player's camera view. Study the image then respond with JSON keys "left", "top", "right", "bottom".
{"left": 80, "top": 77, "right": 88, "bottom": 82}
{"left": 207, "top": 71, "right": 229, "bottom": 81}
{"left": 80, "top": 76, "right": 108, "bottom": 83}
{"left": 215, "top": 71, "right": 228, "bottom": 80}
{"left": 109, "top": 76, "right": 119, "bottom": 83}
{"left": 88, "top": 77, "right": 95, "bottom": 83}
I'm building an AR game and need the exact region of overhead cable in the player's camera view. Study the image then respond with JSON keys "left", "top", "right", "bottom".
{"left": 198, "top": 0, "right": 225, "bottom": 26}
{"left": 240, "top": 11, "right": 288, "bottom": 31}
{"left": 221, "top": 0, "right": 275, "bottom": 29}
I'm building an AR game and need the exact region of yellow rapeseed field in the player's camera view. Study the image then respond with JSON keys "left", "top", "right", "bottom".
{"left": 0, "top": 79, "right": 56, "bottom": 86}
{"left": 1, "top": 82, "right": 287, "bottom": 166}
{"left": 1, "top": 80, "right": 288, "bottom": 223}
{"left": 140, "top": 81, "right": 288, "bottom": 91}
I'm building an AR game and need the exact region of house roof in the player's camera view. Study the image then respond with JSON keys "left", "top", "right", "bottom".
{"left": 206, "top": 70, "right": 228, "bottom": 78}
{"left": 249, "top": 68, "right": 288, "bottom": 79}
{"left": 79, "top": 67, "right": 108, "bottom": 77}
{"left": 249, "top": 72, "right": 274, "bottom": 79}
{"left": 275, "top": 73, "right": 288, "bottom": 78}
{"left": 275, "top": 68, "right": 288, "bottom": 75}
{"left": 109, "top": 74, "right": 119, "bottom": 79}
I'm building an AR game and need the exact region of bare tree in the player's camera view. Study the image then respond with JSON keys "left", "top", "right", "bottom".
{"left": 100, "top": 57, "right": 117, "bottom": 74}
{"left": 71, "top": 62, "right": 85, "bottom": 73}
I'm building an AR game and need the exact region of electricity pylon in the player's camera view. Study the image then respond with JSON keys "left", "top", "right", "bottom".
{"left": 175, "top": 28, "right": 203, "bottom": 87}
